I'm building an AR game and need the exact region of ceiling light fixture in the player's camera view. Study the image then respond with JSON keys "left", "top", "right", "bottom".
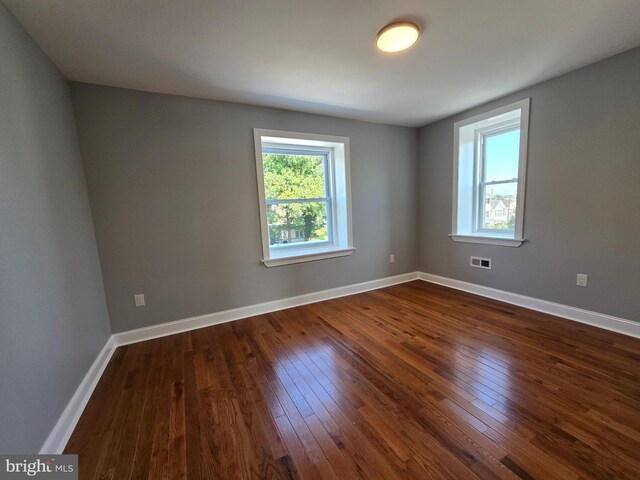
{"left": 376, "top": 21, "right": 420, "bottom": 53}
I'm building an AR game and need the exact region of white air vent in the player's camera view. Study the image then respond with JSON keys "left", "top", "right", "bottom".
{"left": 470, "top": 256, "right": 492, "bottom": 270}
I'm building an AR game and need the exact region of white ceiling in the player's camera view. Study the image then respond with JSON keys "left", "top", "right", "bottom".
{"left": 5, "top": 0, "right": 640, "bottom": 126}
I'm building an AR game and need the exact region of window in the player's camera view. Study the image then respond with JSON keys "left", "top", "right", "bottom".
{"left": 254, "top": 129, "right": 354, "bottom": 267}
{"left": 451, "top": 99, "right": 530, "bottom": 247}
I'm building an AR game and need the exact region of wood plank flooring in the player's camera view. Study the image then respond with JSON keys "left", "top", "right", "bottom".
{"left": 65, "top": 281, "right": 640, "bottom": 479}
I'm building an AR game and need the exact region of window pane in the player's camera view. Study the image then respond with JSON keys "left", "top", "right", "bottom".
{"left": 482, "top": 182, "right": 517, "bottom": 230}
{"left": 263, "top": 153, "right": 326, "bottom": 200}
{"left": 267, "top": 201, "right": 329, "bottom": 246}
{"left": 484, "top": 129, "right": 520, "bottom": 182}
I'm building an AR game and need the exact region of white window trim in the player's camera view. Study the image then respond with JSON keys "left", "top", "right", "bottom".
{"left": 253, "top": 128, "right": 354, "bottom": 267}
{"left": 451, "top": 98, "right": 530, "bottom": 248}
{"left": 448, "top": 234, "right": 524, "bottom": 248}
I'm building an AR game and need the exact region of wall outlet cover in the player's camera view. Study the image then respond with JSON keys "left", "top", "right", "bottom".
{"left": 134, "top": 294, "right": 146, "bottom": 307}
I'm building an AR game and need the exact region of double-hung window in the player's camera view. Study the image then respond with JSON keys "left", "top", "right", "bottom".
{"left": 254, "top": 129, "right": 354, "bottom": 267}
{"left": 451, "top": 99, "right": 530, "bottom": 247}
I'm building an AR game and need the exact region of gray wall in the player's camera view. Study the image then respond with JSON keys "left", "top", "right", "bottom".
{"left": 418, "top": 47, "right": 640, "bottom": 322}
{"left": 0, "top": 3, "right": 111, "bottom": 453}
{"left": 70, "top": 84, "right": 418, "bottom": 333}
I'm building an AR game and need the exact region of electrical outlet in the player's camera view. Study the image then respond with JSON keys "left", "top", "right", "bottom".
{"left": 576, "top": 274, "right": 588, "bottom": 287}
{"left": 134, "top": 293, "right": 146, "bottom": 306}
{"left": 389, "top": 254, "right": 395, "bottom": 263}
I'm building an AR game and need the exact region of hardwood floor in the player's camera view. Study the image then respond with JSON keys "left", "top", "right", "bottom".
{"left": 65, "top": 281, "right": 640, "bottom": 479}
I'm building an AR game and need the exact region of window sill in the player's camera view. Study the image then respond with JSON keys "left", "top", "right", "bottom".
{"left": 449, "top": 234, "right": 524, "bottom": 247}
{"left": 262, "top": 247, "right": 355, "bottom": 267}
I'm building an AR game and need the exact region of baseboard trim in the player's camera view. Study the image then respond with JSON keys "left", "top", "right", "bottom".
{"left": 40, "top": 336, "right": 116, "bottom": 454}
{"left": 42, "top": 270, "right": 637, "bottom": 454}
{"left": 113, "top": 272, "right": 420, "bottom": 346}
{"left": 418, "top": 272, "right": 640, "bottom": 339}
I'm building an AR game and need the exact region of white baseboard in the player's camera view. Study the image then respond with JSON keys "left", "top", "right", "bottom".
{"left": 43, "top": 270, "right": 637, "bottom": 454}
{"left": 40, "top": 336, "right": 116, "bottom": 454}
{"left": 113, "top": 272, "right": 420, "bottom": 346}
{"left": 418, "top": 272, "right": 640, "bottom": 339}
{"left": 113, "top": 270, "right": 639, "bottom": 346}
{"left": 39, "top": 272, "right": 418, "bottom": 453}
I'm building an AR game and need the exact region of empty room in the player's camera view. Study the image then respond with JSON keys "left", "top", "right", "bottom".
{"left": 1, "top": 0, "right": 640, "bottom": 479}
